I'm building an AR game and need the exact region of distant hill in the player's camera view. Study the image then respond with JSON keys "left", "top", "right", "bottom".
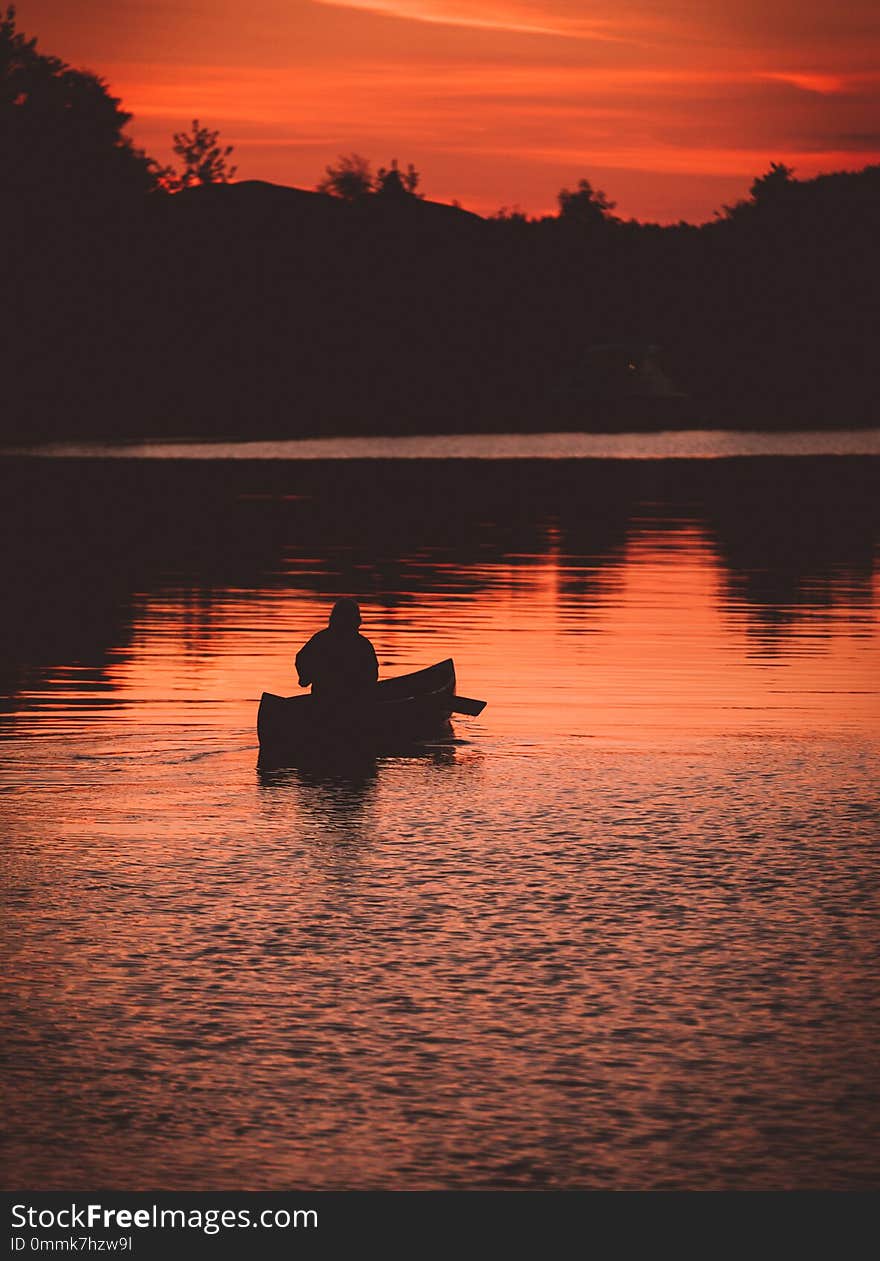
{"left": 162, "top": 180, "right": 486, "bottom": 244}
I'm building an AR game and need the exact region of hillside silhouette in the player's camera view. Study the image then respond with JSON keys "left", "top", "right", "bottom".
{"left": 2, "top": 8, "right": 878, "bottom": 441}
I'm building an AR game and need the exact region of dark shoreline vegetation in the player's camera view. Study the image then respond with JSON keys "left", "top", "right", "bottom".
{"left": 2, "top": 7, "right": 878, "bottom": 443}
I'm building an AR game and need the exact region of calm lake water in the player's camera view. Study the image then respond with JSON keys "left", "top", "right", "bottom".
{"left": 1, "top": 440, "right": 879, "bottom": 1190}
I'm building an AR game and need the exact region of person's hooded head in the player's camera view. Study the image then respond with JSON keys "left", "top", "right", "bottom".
{"left": 328, "top": 598, "right": 361, "bottom": 633}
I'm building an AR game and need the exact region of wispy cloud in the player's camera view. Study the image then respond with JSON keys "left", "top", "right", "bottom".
{"left": 312, "top": 0, "right": 624, "bottom": 41}
{"left": 760, "top": 72, "right": 848, "bottom": 95}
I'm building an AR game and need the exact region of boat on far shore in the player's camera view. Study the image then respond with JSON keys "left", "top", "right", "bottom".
{"left": 257, "top": 658, "right": 485, "bottom": 766}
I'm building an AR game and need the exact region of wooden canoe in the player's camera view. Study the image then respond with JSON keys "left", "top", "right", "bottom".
{"left": 257, "top": 658, "right": 462, "bottom": 762}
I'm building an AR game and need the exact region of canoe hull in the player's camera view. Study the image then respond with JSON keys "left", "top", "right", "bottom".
{"left": 257, "top": 658, "right": 456, "bottom": 764}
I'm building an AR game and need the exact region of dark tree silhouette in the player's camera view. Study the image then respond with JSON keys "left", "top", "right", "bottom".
{"left": 750, "top": 162, "right": 796, "bottom": 205}
{"left": 491, "top": 206, "right": 530, "bottom": 223}
{"left": 317, "top": 153, "right": 374, "bottom": 201}
{"left": 720, "top": 162, "right": 797, "bottom": 220}
{"left": 557, "top": 178, "right": 617, "bottom": 227}
{"left": 0, "top": 4, "right": 158, "bottom": 207}
{"left": 165, "top": 119, "right": 237, "bottom": 190}
{"left": 375, "top": 158, "right": 421, "bottom": 199}
{"left": 3, "top": 0, "right": 879, "bottom": 445}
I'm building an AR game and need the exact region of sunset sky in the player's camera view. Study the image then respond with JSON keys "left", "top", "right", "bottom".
{"left": 17, "top": 1, "right": 880, "bottom": 222}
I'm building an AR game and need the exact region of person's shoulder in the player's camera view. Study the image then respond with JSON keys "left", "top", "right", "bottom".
{"left": 299, "top": 628, "right": 329, "bottom": 652}
{"left": 357, "top": 633, "right": 377, "bottom": 652}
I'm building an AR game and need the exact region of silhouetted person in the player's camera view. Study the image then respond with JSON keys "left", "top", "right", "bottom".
{"left": 296, "top": 599, "right": 378, "bottom": 703}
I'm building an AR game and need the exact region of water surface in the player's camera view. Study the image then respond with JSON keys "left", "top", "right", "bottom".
{"left": 6, "top": 426, "right": 880, "bottom": 460}
{"left": 1, "top": 451, "right": 878, "bottom": 1189}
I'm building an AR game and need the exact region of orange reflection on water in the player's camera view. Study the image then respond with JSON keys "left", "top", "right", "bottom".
{"left": 4, "top": 504, "right": 880, "bottom": 1189}
{"left": 53, "top": 522, "right": 878, "bottom": 748}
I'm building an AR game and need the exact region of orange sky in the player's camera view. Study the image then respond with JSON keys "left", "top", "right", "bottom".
{"left": 17, "top": 0, "right": 880, "bottom": 221}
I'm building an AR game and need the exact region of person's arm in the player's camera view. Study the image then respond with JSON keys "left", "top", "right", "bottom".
{"left": 296, "top": 637, "right": 316, "bottom": 687}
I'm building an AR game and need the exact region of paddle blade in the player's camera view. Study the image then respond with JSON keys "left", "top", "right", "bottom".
{"left": 450, "top": 695, "right": 486, "bottom": 716}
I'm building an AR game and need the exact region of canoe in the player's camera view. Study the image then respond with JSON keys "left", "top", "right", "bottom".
{"left": 258, "top": 658, "right": 463, "bottom": 762}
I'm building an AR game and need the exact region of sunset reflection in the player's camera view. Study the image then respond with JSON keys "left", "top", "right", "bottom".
{"left": 2, "top": 455, "right": 879, "bottom": 1190}
{"left": 14, "top": 517, "right": 876, "bottom": 746}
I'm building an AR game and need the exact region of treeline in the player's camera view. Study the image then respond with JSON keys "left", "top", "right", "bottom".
{"left": 2, "top": 6, "right": 878, "bottom": 439}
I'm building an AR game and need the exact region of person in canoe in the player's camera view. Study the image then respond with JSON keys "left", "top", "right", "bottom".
{"left": 296, "top": 599, "right": 379, "bottom": 702}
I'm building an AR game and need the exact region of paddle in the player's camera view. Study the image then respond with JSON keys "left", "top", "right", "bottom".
{"left": 450, "top": 695, "right": 487, "bottom": 716}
